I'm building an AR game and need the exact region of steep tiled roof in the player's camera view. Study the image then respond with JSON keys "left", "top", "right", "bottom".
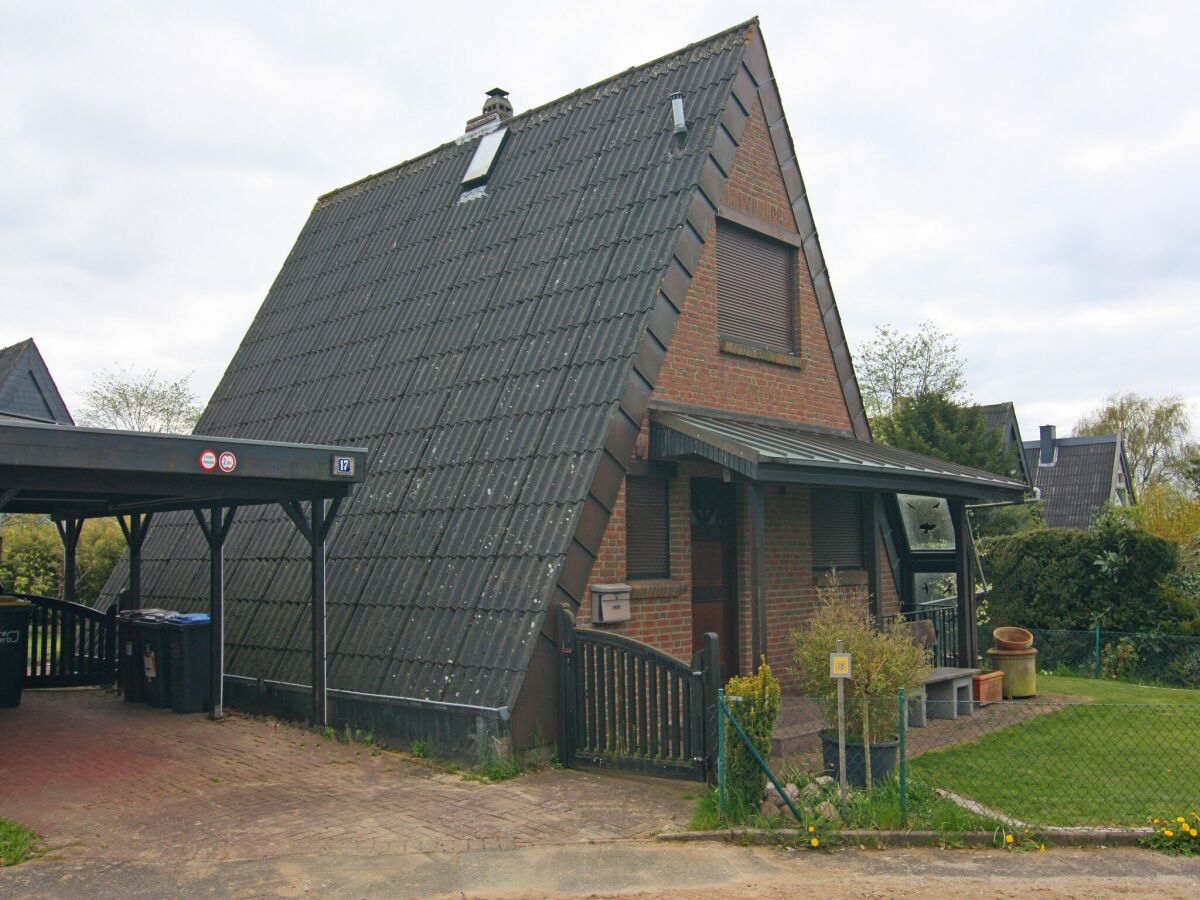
{"left": 0, "top": 338, "right": 73, "bottom": 424}
{"left": 1023, "top": 435, "right": 1123, "bottom": 529}
{"left": 102, "top": 23, "right": 757, "bottom": 710}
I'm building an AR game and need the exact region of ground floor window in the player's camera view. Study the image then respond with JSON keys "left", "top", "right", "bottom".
{"left": 810, "top": 488, "right": 864, "bottom": 570}
{"left": 625, "top": 475, "right": 670, "bottom": 579}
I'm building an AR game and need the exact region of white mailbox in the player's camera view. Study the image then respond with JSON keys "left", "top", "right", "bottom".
{"left": 591, "top": 583, "right": 632, "bottom": 624}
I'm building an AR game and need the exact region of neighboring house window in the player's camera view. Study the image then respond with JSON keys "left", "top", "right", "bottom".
{"left": 626, "top": 476, "right": 670, "bottom": 579}
{"left": 716, "top": 220, "right": 795, "bottom": 354}
{"left": 811, "top": 489, "right": 864, "bottom": 570}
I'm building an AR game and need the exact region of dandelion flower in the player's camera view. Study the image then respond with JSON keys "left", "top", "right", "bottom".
{"left": 1005, "top": 834, "right": 1014, "bottom": 844}
{"left": 1178, "top": 817, "right": 1187, "bottom": 824}
{"left": 1039, "top": 844, "right": 1046, "bottom": 853}
{"left": 1191, "top": 829, "right": 1198, "bottom": 838}
{"left": 1165, "top": 830, "right": 1175, "bottom": 837}
{"left": 1154, "top": 819, "right": 1161, "bottom": 824}
{"left": 808, "top": 825, "right": 815, "bottom": 833}
{"left": 810, "top": 837, "right": 819, "bottom": 847}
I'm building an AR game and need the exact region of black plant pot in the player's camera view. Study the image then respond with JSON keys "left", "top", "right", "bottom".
{"left": 819, "top": 729, "right": 899, "bottom": 787}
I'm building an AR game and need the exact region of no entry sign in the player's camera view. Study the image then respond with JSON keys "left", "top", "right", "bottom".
{"left": 199, "top": 449, "right": 217, "bottom": 471}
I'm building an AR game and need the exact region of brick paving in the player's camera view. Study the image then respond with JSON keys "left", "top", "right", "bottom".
{"left": 0, "top": 689, "right": 694, "bottom": 863}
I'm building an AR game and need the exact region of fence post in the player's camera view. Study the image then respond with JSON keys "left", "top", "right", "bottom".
{"left": 556, "top": 604, "right": 577, "bottom": 769}
{"left": 700, "top": 632, "right": 720, "bottom": 784}
{"left": 105, "top": 605, "right": 118, "bottom": 684}
{"left": 1094, "top": 624, "right": 1102, "bottom": 679}
{"left": 717, "top": 688, "right": 726, "bottom": 817}
{"left": 898, "top": 687, "right": 908, "bottom": 826}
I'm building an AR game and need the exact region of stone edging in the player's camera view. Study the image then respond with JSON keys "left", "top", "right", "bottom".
{"left": 657, "top": 829, "right": 1146, "bottom": 847}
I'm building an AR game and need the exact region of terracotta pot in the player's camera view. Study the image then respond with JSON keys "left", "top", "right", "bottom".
{"left": 993, "top": 626, "right": 1034, "bottom": 650}
{"left": 972, "top": 670, "right": 1004, "bottom": 706}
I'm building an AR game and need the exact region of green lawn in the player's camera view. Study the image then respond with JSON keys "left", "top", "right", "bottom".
{"left": 910, "top": 675, "right": 1200, "bottom": 827}
{"left": 1039, "top": 673, "right": 1200, "bottom": 705}
{"left": 0, "top": 817, "right": 42, "bottom": 867}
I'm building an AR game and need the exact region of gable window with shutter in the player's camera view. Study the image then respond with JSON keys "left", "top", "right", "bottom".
{"left": 626, "top": 476, "right": 670, "bottom": 580}
{"left": 811, "top": 488, "right": 864, "bottom": 570}
{"left": 716, "top": 219, "right": 796, "bottom": 356}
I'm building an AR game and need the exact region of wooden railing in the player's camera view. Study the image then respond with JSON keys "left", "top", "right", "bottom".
{"left": 16, "top": 592, "right": 117, "bottom": 688}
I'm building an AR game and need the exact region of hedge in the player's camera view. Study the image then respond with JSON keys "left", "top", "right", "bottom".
{"left": 981, "top": 524, "right": 1180, "bottom": 633}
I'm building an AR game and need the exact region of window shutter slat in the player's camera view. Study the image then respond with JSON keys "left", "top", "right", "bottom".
{"left": 626, "top": 476, "right": 669, "bottom": 579}
{"left": 811, "top": 489, "right": 864, "bottom": 569}
{"left": 717, "top": 221, "right": 794, "bottom": 354}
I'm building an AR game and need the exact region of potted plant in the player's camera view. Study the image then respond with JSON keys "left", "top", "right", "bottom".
{"left": 791, "top": 572, "right": 930, "bottom": 788}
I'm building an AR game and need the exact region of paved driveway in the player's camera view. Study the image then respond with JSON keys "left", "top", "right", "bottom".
{"left": 0, "top": 689, "right": 695, "bottom": 863}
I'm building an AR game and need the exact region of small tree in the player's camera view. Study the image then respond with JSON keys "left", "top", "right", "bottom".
{"left": 1076, "top": 392, "right": 1191, "bottom": 489}
{"left": 78, "top": 366, "right": 202, "bottom": 434}
{"left": 0, "top": 515, "right": 61, "bottom": 596}
{"left": 856, "top": 321, "right": 966, "bottom": 419}
{"left": 791, "top": 574, "right": 929, "bottom": 787}
{"left": 723, "top": 662, "right": 781, "bottom": 815}
{"left": 874, "top": 391, "right": 1019, "bottom": 479}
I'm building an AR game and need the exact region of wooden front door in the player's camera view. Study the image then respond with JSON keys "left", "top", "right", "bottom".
{"left": 690, "top": 479, "right": 738, "bottom": 678}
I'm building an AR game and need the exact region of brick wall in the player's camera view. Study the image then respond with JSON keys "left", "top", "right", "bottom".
{"left": 579, "top": 96, "right": 903, "bottom": 690}
{"left": 653, "top": 96, "right": 852, "bottom": 430}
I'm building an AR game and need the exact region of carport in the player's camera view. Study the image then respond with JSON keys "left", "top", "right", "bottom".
{"left": 0, "top": 417, "right": 366, "bottom": 724}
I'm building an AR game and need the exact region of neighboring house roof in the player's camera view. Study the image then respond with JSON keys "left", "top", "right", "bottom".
{"left": 1022, "top": 434, "right": 1131, "bottom": 529}
{"left": 107, "top": 21, "right": 778, "bottom": 711}
{"left": 974, "top": 401, "right": 1028, "bottom": 484}
{"left": 0, "top": 338, "right": 73, "bottom": 424}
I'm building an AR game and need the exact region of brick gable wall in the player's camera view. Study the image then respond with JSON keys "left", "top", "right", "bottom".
{"left": 579, "top": 96, "right": 901, "bottom": 691}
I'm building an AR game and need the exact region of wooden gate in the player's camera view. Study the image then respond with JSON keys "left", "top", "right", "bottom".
{"left": 557, "top": 606, "right": 718, "bottom": 781}
{"left": 18, "top": 593, "right": 118, "bottom": 688}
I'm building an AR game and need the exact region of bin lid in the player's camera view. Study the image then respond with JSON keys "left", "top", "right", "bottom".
{"left": 165, "top": 612, "right": 211, "bottom": 625}
{"left": 116, "top": 607, "right": 175, "bottom": 621}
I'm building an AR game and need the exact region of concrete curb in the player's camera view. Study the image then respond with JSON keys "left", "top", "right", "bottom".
{"left": 658, "top": 828, "right": 1147, "bottom": 847}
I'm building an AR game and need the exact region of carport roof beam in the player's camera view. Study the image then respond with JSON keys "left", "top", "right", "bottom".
{"left": 0, "top": 418, "right": 367, "bottom": 516}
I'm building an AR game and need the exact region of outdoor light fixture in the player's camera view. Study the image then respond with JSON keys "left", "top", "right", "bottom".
{"left": 591, "top": 583, "right": 632, "bottom": 624}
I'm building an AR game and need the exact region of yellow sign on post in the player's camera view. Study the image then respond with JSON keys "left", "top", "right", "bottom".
{"left": 829, "top": 652, "right": 852, "bottom": 679}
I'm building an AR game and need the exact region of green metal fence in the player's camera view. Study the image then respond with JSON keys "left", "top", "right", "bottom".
{"left": 761, "top": 691, "right": 1200, "bottom": 830}
{"left": 979, "top": 626, "right": 1200, "bottom": 688}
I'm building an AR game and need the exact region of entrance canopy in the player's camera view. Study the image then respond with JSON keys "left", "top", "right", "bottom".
{"left": 649, "top": 408, "right": 1027, "bottom": 669}
{"left": 0, "top": 416, "right": 367, "bottom": 725}
{"left": 650, "top": 411, "right": 1027, "bottom": 501}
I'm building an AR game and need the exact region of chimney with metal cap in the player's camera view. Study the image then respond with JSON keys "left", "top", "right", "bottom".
{"left": 465, "top": 88, "right": 513, "bottom": 134}
{"left": 1039, "top": 425, "right": 1057, "bottom": 465}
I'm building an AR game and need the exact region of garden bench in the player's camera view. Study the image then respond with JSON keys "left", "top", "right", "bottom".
{"left": 901, "top": 619, "right": 979, "bottom": 727}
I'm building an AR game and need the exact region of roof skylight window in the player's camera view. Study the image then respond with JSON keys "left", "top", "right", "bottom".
{"left": 462, "top": 127, "right": 508, "bottom": 188}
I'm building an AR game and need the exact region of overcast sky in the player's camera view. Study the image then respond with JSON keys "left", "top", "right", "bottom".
{"left": 3, "top": 1, "right": 1197, "bottom": 440}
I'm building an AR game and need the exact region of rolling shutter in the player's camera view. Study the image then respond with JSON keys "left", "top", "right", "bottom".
{"left": 626, "top": 476, "right": 670, "bottom": 579}
{"left": 716, "top": 220, "right": 795, "bottom": 354}
{"left": 811, "top": 489, "right": 864, "bottom": 570}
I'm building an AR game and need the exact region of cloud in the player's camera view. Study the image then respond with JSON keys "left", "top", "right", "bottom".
{"left": 1, "top": 0, "right": 1197, "bottom": 442}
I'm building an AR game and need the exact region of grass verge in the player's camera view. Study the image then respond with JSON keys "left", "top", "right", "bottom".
{"left": 0, "top": 817, "right": 43, "bottom": 867}
{"left": 690, "top": 773, "right": 998, "bottom": 835}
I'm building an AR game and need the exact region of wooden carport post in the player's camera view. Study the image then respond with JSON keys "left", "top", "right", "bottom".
{"left": 282, "top": 497, "right": 342, "bottom": 727}
{"left": 195, "top": 504, "right": 236, "bottom": 720}
{"left": 54, "top": 517, "right": 84, "bottom": 603}
{"left": 116, "top": 512, "right": 154, "bottom": 609}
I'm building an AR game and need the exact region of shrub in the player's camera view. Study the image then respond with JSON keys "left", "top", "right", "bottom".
{"left": 791, "top": 573, "right": 929, "bottom": 746}
{"left": 981, "top": 521, "right": 1181, "bottom": 633}
{"left": 1101, "top": 638, "right": 1139, "bottom": 680}
{"left": 723, "top": 661, "right": 781, "bottom": 815}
